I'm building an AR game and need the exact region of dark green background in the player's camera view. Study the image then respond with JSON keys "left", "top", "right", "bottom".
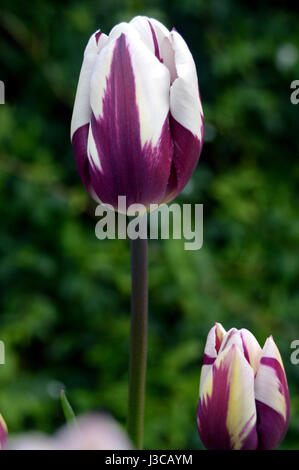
{"left": 0, "top": 0, "right": 298, "bottom": 449}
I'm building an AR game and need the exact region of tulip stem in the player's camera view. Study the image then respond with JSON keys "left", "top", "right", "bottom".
{"left": 127, "top": 237, "right": 148, "bottom": 450}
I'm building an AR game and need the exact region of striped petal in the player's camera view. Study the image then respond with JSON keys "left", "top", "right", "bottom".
{"left": 130, "top": 16, "right": 170, "bottom": 62}
{"left": 218, "top": 328, "right": 244, "bottom": 355}
{"left": 170, "top": 30, "right": 203, "bottom": 138}
{"left": 71, "top": 30, "right": 108, "bottom": 197}
{"left": 240, "top": 328, "right": 262, "bottom": 374}
{"left": 199, "top": 323, "right": 226, "bottom": 394}
{"left": 71, "top": 30, "right": 108, "bottom": 139}
{"left": 88, "top": 30, "right": 173, "bottom": 209}
{"left": 0, "top": 414, "right": 7, "bottom": 450}
{"left": 91, "top": 25, "right": 170, "bottom": 147}
{"left": 255, "top": 336, "right": 290, "bottom": 450}
{"left": 163, "top": 30, "right": 204, "bottom": 202}
{"left": 130, "top": 17, "right": 178, "bottom": 85}
{"left": 197, "top": 345, "right": 258, "bottom": 450}
{"left": 218, "top": 328, "right": 262, "bottom": 374}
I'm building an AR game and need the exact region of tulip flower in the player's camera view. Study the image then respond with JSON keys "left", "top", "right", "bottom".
{"left": 71, "top": 16, "right": 204, "bottom": 211}
{"left": 197, "top": 323, "right": 290, "bottom": 450}
{"left": 0, "top": 414, "right": 7, "bottom": 450}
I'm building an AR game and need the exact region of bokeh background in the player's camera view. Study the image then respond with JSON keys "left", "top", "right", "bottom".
{"left": 0, "top": 0, "right": 298, "bottom": 449}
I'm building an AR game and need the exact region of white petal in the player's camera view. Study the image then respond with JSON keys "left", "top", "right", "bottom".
{"left": 169, "top": 30, "right": 203, "bottom": 139}
{"left": 204, "top": 322, "right": 226, "bottom": 357}
{"left": 129, "top": 17, "right": 177, "bottom": 83}
{"left": 218, "top": 328, "right": 244, "bottom": 356}
{"left": 148, "top": 17, "right": 170, "bottom": 41}
{"left": 87, "top": 123, "right": 102, "bottom": 172}
{"left": 71, "top": 30, "right": 108, "bottom": 139}
{"left": 89, "top": 37, "right": 118, "bottom": 120}
{"left": 255, "top": 336, "right": 289, "bottom": 420}
{"left": 240, "top": 328, "right": 262, "bottom": 374}
{"left": 107, "top": 22, "right": 138, "bottom": 43}
{"left": 199, "top": 323, "right": 226, "bottom": 394}
{"left": 259, "top": 335, "right": 284, "bottom": 368}
{"left": 130, "top": 16, "right": 170, "bottom": 53}
{"left": 97, "top": 32, "right": 109, "bottom": 52}
{"left": 225, "top": 346, "right": 257, "bottom": 450}
{"left": 129, "top": 35, "right": 170, "bottom": 146}
{"left": 160, "top": 36, "right": 177, "bottom": 84}
{"left": 129, "top": 16, "right": 157, "bottom": 53}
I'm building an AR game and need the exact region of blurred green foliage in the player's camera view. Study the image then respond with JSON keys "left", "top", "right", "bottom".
{"left": 0, "top": 0, "right": 299, "bottom": 450}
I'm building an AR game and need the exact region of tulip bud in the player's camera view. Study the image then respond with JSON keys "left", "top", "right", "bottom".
{"left": 71, "top": 16, "right": 204, "bottom": 212}
{"left": 197, "top": 324, "right": 290, "bottom": 450}
{"left": 0, "top": 414, "right": 7, "bottom": 450}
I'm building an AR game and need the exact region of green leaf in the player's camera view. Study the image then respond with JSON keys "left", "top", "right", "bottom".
{"left": 60, "top": 390, "right": 77, "bottom": 425}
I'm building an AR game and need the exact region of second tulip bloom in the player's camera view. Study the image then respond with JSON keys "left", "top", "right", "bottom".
{"left": 197, "top": 323, "right": 290, "bottom": 450}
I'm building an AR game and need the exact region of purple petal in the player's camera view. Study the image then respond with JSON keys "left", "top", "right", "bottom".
{"left": 240, "top": 329, "right": 262, "bottom": 374}
{"left": 197, "top": 354, "right": 232, "bottom": 450}
{"left": 72, "top": 123, "right": 92, "bottom": 194}
{"left": 197, "top": 345, "right": 258, "bottom": 450}
{"left": 162, "top": 117, "right": 203, "bottom": 202}
{"left": 255, "top": 351, "right": 290, "bottom": 449}
{"left": 256, "top": 400, "right": 288, "bottom": 450}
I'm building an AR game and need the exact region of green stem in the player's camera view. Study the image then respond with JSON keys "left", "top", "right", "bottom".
{"left": 127, "top": 237, "right": 148, "bottom": 449}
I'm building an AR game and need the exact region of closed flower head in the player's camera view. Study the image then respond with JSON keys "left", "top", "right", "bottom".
{"left": 197, "top": 323, "right": 290, "bottom": 450}
{"left": 71, "top": 16, "right": 204, "bottom": 212}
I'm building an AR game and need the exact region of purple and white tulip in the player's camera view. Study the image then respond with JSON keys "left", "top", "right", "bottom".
{"left": 197, "top": 323, "right": 290, "bottom": 450}
{"left": 71, "top": 16, "right": 204, "bottom": 211}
